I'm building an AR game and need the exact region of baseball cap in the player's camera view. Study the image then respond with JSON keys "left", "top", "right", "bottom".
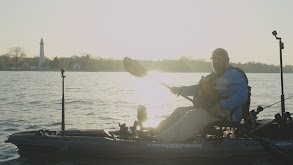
{"left": 210, "top": 48, "right": 229, "bottom": 60}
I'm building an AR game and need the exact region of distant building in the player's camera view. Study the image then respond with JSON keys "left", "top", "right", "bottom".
{"left": 38, "top": 38, "right": 45, "bottom": 68}
{"left": 30, "top": 66, "right": 37, "bottom": 69}
{"left": 73, "top": 63, "right": 81, "bottom": 70}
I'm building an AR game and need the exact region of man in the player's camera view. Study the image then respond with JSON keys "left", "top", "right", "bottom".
{"left": 153, "top": 48, "right": 248, "bottom": 142}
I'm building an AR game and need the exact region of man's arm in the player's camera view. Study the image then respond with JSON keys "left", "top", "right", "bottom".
{"left": 171, "top": 85, "right": 197, "bottom": 96}
{"left": 220, "top": 70, "right": 248, "bottom": 111}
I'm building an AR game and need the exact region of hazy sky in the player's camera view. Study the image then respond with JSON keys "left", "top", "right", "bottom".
{"left": 1, "top": 0, "right": 293, "bottom": 65}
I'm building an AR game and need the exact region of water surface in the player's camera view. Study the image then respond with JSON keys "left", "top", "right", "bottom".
{"left": 1, "top": 71, "right": 292, "bottom": 164}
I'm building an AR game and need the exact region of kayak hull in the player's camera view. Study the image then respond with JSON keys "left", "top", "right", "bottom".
{"left": 6, "top": 129, "right": 293, "bottom": 158}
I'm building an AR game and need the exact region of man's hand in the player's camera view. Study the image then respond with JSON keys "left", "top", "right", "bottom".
{"left": 209, "top": 102, "right": 222, "bottom": 117}
{"left": 170, "top": 87, "right": 182, "bottom": 95}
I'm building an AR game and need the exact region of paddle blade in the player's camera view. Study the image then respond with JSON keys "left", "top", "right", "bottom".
{"left": 123, "top": 57, "right": 148, "bottom": 77}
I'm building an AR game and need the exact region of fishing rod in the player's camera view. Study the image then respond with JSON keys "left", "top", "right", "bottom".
{"left": 262, "top": 96, "right": 293, "bottom": 110}
{"left": 248, "top": 96, "right": 293, "bottom": 127}
{"left": 251, "top": 95, "right": 293, "bottom": 113}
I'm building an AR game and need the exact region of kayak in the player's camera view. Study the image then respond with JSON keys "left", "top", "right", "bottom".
{"left": 6, "top": 55, "right": 293, "bottom": 160}
{"left": 5, "top": 34, "right": 293, "bottom": 161}
{"left": 5, "top": 121, "right": 293, "bottom": 159}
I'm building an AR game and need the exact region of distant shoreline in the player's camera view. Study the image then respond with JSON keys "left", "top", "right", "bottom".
{"left": 1, "top": 55, "right": 293, "bottom": 73}
{"left": 1, "top": 69, "right": 292, "bottom": 73}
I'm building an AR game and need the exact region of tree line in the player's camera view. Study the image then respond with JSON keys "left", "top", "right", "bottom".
{"left": 1, "top": 47, "right": 293, "bottom": 73}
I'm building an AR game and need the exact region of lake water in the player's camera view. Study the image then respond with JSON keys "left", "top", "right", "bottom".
{"left": 0, "top": 71, "right": 292, "bottom": 165}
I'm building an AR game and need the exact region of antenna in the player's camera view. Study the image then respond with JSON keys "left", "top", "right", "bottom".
{"left": 272, "top": 30, "right": 285, "bottom": 116}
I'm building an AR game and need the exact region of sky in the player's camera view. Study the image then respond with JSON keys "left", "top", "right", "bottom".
{"left": 0, "top": 0, "right": 293, "bottom": 65}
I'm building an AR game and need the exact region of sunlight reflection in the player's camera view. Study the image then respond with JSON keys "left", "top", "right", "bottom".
{"left": 131, "top": 72, "right": 177, "bottom": 127}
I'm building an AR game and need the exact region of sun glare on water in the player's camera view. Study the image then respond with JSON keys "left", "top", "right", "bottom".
{"left": 132, "top": 72, "right": 177, "bottom": 127}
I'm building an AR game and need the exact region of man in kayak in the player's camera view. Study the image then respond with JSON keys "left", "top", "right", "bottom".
{"left": 154, "top": 48, "right": 248, "bottom": 142}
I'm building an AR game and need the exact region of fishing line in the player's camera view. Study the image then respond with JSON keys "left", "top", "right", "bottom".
{"left": 253, "top": 95, "right": 293, "bottom": 111}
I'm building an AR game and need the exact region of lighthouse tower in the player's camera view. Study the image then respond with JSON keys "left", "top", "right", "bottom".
{"left": 38, "top": 38, "right": 45, "bottom": 68}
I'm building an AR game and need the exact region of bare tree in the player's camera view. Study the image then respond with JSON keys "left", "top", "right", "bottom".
{"left": 8, "top": 47, "right": 27, "bottom": 68}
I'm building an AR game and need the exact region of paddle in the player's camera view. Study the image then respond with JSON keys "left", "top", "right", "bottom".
{"left": 123, "top": 57, "right": 193, "bottom": 102}
{"left": 123, "top": 56, "right": 291, "bottom": 163}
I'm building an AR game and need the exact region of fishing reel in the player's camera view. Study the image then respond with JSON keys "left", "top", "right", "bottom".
{"left": 283, "top": 112, "right": 292, "bottom": 122}
{"left": 274, "top": 112, "right": 292, "bottom": 125}
{"left": 250, "top": 106, "right": 264, "bottom": 120}
{"left": 243, "top": 106, "right": 264, "bottom": 129}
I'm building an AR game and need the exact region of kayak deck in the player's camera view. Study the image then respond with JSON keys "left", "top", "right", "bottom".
{"left": 6, "top": 128, "right": 293, "bottom": 158}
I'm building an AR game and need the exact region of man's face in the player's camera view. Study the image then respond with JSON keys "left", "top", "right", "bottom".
{"left": 212, "top": 58, "right": 228, "bottom": 74}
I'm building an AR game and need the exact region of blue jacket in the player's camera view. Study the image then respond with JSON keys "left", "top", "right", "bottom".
{"left": 180, "top": 65, "right": 248, "bottom": 122}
